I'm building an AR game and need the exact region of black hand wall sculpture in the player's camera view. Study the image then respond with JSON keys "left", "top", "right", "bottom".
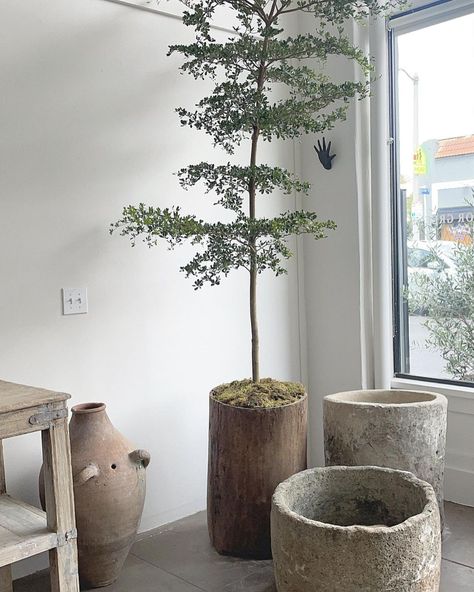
{"left": 314, "top": 137, "right": 336, "bottom": 170}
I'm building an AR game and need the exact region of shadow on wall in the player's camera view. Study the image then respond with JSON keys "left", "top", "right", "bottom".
{"left": 0, "top": 0, "right": 302, "bottom": 538}
{"left": 1, "top": 11, "right": 194, "bottom": 193}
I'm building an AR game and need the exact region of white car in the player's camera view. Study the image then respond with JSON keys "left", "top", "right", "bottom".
{"left": 407, "top": 240, "right": 456, "bottom": 277}
{"left": 406, "top": 240, "right": 457, "bottom": 313}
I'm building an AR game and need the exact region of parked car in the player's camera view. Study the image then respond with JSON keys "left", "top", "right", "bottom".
{"left": 406, "top": 240, "right": 457, "bottom": 314}
{"left": 407, "top": 240, "right": 456, "bottom": 274}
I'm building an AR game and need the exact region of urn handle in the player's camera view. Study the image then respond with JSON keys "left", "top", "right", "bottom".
{"left": 74, "top": 463, "right": 100, "bottom": 486}
{"left": 129, "top": 449, "right": 151, "bottom": 468}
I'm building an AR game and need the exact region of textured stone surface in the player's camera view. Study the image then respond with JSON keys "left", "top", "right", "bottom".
{"left": 324, "top": 389, "right": 447, "bottom": 522}
{"left": 271, "top": 466, "right": 441, "bottom": 592}
{"left": 14, "top": 503, "right": 473, "bottom": 592}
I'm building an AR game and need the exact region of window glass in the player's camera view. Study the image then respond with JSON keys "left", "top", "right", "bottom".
{"left": 391, "top": 8, "right": 474, "bottom": 385}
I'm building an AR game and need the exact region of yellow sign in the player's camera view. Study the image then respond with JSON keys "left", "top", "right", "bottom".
{"left": 413, "top": 147, "right": 427, "bottom": 176}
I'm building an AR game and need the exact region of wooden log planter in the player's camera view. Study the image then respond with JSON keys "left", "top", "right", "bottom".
{"left": 207, "top": 393, "right": 307, "bottom": 559}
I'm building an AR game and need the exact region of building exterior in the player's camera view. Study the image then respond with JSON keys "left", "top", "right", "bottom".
{"left": 413, "top": 135, "right": 474, "bottom": 242}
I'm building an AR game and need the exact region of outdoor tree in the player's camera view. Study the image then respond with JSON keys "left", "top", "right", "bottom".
{"left": 112, "top": 0, "right": 402, "bottom": 384}
{"left": 408, "top": 197, "right": 474, "bottom": 382}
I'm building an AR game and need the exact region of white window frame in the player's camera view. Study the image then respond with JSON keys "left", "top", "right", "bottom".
{"left": 369, "top": 0, "right": 474, "bottom": 398}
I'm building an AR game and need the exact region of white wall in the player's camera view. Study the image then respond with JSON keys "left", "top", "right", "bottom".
{"left": 445, "top": 394, "right": 474, "bottom": 507}
{"left": 1, "top": 0, "right": 472, "bottom": 580}
{"left": 0, "top": 0, "right": 302, "bottom": 575}
{"left": 298, "top": 20, "right": 368, "bottom": 465}
{"left": 300, "top": 11, "right": 474, "bottom": 503}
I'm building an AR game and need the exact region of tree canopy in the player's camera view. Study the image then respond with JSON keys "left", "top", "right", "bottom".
{"left": 112, "top": 0, "right": 404, "bottom": 381}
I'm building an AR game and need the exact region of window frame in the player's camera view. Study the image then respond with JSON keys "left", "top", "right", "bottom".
{"left": 388, "top": 0, "right": 474, "bottom": 389}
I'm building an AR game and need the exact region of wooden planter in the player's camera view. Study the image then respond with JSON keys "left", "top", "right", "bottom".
{"left": 207, "top": 392, "right": 307, "bottom": 559}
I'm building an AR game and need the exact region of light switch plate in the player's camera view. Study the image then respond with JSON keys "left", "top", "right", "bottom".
{"left": 62, "top": 288, "right": 88, "bottom": 315}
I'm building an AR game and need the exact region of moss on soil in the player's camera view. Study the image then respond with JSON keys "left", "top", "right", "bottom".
{"left": 211, "top": 378, "right": 306, "bottom": 409}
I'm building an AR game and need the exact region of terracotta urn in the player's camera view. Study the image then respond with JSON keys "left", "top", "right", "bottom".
{"left": 41, "top": 402, "right": 150, "bottom": 588}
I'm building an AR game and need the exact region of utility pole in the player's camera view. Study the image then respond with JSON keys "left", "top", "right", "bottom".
{"left": 399, "top": 68, "right": 421, "bottom": 239}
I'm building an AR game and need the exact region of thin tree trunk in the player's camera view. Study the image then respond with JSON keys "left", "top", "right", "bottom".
{"left": 248, "top": 31, "right": 271, "bottom": 383}
{"left": 250, "top": 264, "right": 259, "bottom": 382}
{"left": 249, "top": 125, "right": 260, "bottom": 383}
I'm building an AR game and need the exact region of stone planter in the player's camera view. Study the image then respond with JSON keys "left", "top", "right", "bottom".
{"left": 271, "top": 466, "right": 441, "bottom": 592}
{"left": 324, "top": 389, "right": 447, "bottom": 522}
{"left": 208, "top": 393, "right": 307, "bottom": 559}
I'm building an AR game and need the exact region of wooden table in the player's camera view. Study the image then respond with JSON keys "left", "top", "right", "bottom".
{"left": 0, "top": 380, "right": 79, "bottom": 592}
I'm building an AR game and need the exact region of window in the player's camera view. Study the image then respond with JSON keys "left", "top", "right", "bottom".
{"left": 389, "top": 1, "right": 474, "bottom": 386}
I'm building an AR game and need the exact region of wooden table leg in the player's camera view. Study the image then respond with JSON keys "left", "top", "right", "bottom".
{"left": 0, "top": 570, "right": 12, "bottom": 592}
{"left": 0, "top": 441, "right": 13, "bottom": 592}
{"left": 42, "top": 416, "right": 80, "bottom": 592}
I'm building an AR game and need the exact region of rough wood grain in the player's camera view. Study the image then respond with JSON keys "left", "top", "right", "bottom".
{"left": 0, "top": 442, "right": 6, "bottom": 494}
{"left": 0, "top": 495, "right": 57, "bottom": 566}
{"left": 0, "top": 569, "right": 12, "bottom": 592}
{"left": 0, "top": 381, "right": 69, "bottom": 414}
{"left": 207, "top": 394, "right": 308, "bottom": 558}
{"left": 0, "top": 402, "right": 65, "bottom": 440}
{"left": 0, "top": 445, "right": 12, "bottom": 592}
{"left": 42, "top": 416, "right": 80, "bottom": 592}
{"left": 0, "top": 386, "right": 79, "bottom": 590}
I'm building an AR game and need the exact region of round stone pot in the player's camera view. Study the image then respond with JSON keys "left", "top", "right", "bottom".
{"left": 208, "top": 393, "right": 307, "bottom": 559}
{"left": 324, "top": 389, "right": 447, "bottom": 523}
{"left": 271, "top": 466, "right": 441, "bottom": 592}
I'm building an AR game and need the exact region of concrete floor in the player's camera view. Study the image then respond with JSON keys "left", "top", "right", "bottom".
{"left": 14, "top": 502, "right": 474, "bottom": 591}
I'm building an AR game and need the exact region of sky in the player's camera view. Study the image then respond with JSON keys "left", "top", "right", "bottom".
{"left": 397, "top": 12, "right": 474, "bottom": 179}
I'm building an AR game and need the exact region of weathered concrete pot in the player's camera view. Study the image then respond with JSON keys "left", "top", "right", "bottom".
{"left": 208, "top": 393, "right": 307, "bottom": 559}
{"left": 41, "top": 403, "right": 151, "bottom": 588}
{"left": 324, "top": 389, "right": 447, "bottom": 523}
{"left": 271, "top": 466, "right": 441, "bottom": 592}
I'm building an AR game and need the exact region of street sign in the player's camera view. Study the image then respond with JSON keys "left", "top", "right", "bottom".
{"left": 413, "top": 147, "right": 427, "bottom": 175}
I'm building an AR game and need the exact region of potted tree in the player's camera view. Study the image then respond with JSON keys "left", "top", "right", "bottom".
{"left": 112, "top": 0, "right": 402, "bottom": 558}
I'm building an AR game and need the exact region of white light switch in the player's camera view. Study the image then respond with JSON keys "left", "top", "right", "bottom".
{"left": 62, "top": 288, "right": 88, "bottom": 315}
